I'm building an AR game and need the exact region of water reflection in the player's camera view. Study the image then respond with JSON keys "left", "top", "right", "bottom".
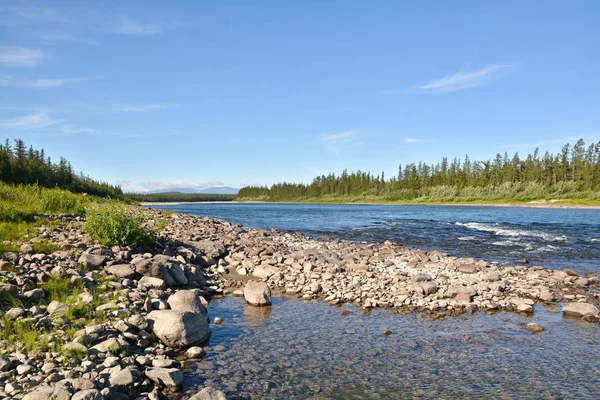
{"left": 244, "top": 303, "right": 272, "bottom": 325}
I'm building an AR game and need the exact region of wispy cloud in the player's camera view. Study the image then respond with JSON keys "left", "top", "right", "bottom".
{"left": 36, "top": 32, "right": 101, "bottom": 46}
{"left": 59, "top": 125, "right": 100, "bottom": 135}
{"left": 404, "top": 137, "right": 436, "bottom": 144}
{"left": 417, "top": 64, "right": 513, "bottom": 93}
{"left": 0, "top": 47, "right": 47, "bottom": 67}
{"left": 0, "top": 112, "right": 64, "bottom": 129}
{"left": 0, "top": 76, "right": 98, "bottom": 88}
{"left": 319, "top": 130, "right": 363, "bottom": 155}
{"left": 112, "top": 16, "right": 162, "bottom": 35}
{"left": 116, "top": 104, "right": 175, "bottom": 112}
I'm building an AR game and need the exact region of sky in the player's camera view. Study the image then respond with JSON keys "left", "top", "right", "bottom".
{"left": 0, "top": 1, "right": 599, "bottom": 192}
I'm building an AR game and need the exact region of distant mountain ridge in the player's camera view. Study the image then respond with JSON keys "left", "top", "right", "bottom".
{"left": 146, "top": 186, "right": 239, "bottom": 195}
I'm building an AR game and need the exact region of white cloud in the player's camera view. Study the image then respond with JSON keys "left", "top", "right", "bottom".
{"left": 0, "top": 76, "right": 97, "bottom": 88}
{"left": 0, "top": 112, "right": 64, "bottom": 129}
{"left": 116, "top": 104, "right": 175, "bottom": 112}
{"left": 36, "top": 32, "right": 101, "bottom": 46}
{"left": 113, "top": 16, "right": 162, "bottom": 35}
{"left": 404, "top": 137, "right": 435, "bottom": 144}
{"left": 417, "top": 64, "right": 513, "bottom": 93}
{"left": 0, "top": 47, "right": 47, "bottom": 67}
{"left": 319, "top": 130, "right": 363, "bottom": 156}
{"left": 59, "top": 125, "right": 100, "bottom": 135}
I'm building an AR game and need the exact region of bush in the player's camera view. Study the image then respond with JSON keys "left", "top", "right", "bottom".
{"left": 84, "top": 205, "right": 151, "bottom": 246}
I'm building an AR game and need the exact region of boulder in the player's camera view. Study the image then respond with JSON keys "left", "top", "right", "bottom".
{"left": 78, "top": 253, "right": 107, "bottom": 269}
{"left": 107, "top": 264, "right": 136, "bottom": 279}
{"left": 189, "top": 387, "right": 227, "bottom": 400}
{"left": 167, "top": 290, "right": 205, "bottom": 313}
{"left": 47, "top": 300, "right": 69, "bottom": 316}
{"left": 109, "top": 366, "right": 139, "bottom": 387}
{"left": 138, "top": 276, "right": 166, "bottom": 290}
{"left": 458, "top": 264, "right": 477, "bottom": 274}
{"left": 147, "top": 310, "right": 211, "bottom": 348}
{"left": 420, "top": 282, "right": 438, "bottom": 296}
{"left": 562, "top": 302, "right": 600, "bottom": 321}
{"left": 243, "top": 281, "right": 272, "bottom": 306}
{"left": 144, "top": 367, "right": 184, "bottom": 388}
{"left": 72, "top": 389, "right": 103, "bottom": 400}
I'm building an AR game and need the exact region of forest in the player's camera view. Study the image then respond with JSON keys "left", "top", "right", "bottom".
{"left": 0, "top": 139, "right": 123, "bottom": 198}
{"left": 238, "top": 138, "right": 600, "bottom": 203}
{"left": 125, "top": 192, "right": 236, "bottom": 202}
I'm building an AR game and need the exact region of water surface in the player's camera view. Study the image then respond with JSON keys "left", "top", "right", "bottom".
{"left": 184, "top": 296, "right": 600, "bottom": 399}
{"left": 149, "top": 203, "right": 600, "bottom": 274}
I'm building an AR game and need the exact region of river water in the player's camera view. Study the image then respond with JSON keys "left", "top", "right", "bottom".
{"left": 144, "top": 203, "right": 600, "bottom": 399}
{"left": 149, "top": 203, "right": 600, "bottom": 274}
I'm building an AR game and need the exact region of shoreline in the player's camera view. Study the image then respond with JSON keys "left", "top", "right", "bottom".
{"left": 2, "top": 206, "right": 599, "bottom": 399}
{"left": 141, "top": 200, "right": 600, "bottom": 209}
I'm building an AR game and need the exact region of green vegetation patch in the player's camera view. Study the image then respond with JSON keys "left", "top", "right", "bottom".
{"left": 84, "top": 204, "right": 151, "bottom": 246}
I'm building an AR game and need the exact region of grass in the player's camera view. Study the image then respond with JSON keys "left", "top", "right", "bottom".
{"left": 0, "top": 317, "right": 50, "bottom": 353}
{"left": 154, "top": 219, "right": 167, "bottom": 230}
{"left": 84, "top": 204, "right": 151, "bottom": 246}
{"left": 163, "top": 209, "right": 174, "bottom": 216}
{"left": 41, "top": 276, "right": 83, "bottom": 303}
{"left": 32, "top": 240, "right": 61, "bottom": 254}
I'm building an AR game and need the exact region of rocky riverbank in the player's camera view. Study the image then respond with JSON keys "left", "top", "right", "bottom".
{"left": 1, "top": 207, "right": 599, "bottom": 399}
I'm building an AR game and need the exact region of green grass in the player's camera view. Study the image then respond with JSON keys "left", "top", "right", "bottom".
{"left": 0, "top": 221, "right": 36, "bottom": 241}
{"left": 32, "top": 240, "right": 61, "bottom": 254}
{"left": 163, "top": 209, "right": 174, "bottom": 216}
{"left": 84, "top": 204, "right": 151, "bottom": 246}
{"left": 41, "top": 276, "right": 83, "bottom": 303}
{"left": 0, "top": 317, "right": 50, "bottom": 353}
{"left": 154, "top": 219, "right": 167, "bottom": 230}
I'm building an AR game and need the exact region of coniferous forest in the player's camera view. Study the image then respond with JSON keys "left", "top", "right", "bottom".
{"left": 0, "top": 139, "right": 123, "bottom": 198}
{"left": 238, "top": 138, "right": 600, "bottom": 203}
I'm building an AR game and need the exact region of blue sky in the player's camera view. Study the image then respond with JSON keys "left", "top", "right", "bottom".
{"left": 0, "top": 1, "right": 599, "bottom": 192}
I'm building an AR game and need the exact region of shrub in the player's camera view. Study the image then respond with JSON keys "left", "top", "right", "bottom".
{"left": 84, "top": 205, "right": 151, "bottom": 246}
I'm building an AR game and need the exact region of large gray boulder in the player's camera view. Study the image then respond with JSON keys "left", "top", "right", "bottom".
{"left": 243, "top": 281, "right": 272, "bottom": 306}
{"left": 144, "top": 367, "right": 184, "bottom": 388}
{"left": 189, "top": 387, "right": 227, "bottom": 400}
{"left": 562, "top": 302, "right": 600, "bottom": 321}
{"left": 167, "top": 290, "right": 205, "bottom": 313}
{"left": 72, "top": 389, "right": 103, "bottom": 400}
{"left": 107, "top": 264, "right": 136, "bottom": 279}
{"left": 147, "top": 310, "right": 211, "bottom": 348}
{"left": 78, "top": 253, "right": 107, "bottom": 269}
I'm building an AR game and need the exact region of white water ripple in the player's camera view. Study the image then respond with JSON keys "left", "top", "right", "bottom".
{"left": 456, "top": 222, "right": 567, "bottom": 242}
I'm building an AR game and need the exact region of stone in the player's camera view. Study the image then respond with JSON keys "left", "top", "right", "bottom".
{"left": 78, "top": 253, "right": 107, "bottom": 269}
{"left": 47, "top": 300, "right": 69, "bottom": 316}
{"left": 139, "top": 276, "right": 166, "bottom": 289}
{"left": 562, "top": 302, "right": 600, "bottom": 320}
{"left": 0, "top": 282, "right": 18, "bottom": 298}
{"left": 243, "top": 281, "right": 272, "bottom": 306}
{"left": 214, "top": 317, "right": 223, "bottom": 325}
{"left": 147, "top": 310, "right": 211, "bottom": 348}
{"left": 23, "top": 386, "right": 71, "bottom": 400}
{"left": 189, "top": 387, "right": 227, "bottom": 400}
{"left": 20, "top": 243, "right": 34, "bottom": 254}
{"left": 525, "top": 323, "right": 544, "bottom": 333}
{"left": 0, "top": 356, "right": 13, "bottom": 372}
{"left": 90, "top": 337, "right": 128, "bottom": 353}
{"left": 458, "top": 264, "right": 477, "bottom": 274}
{"left": 128, "top": 314, "right": 149, "bottom": 331}
{"left": 5, "top": 307, "right": 25, "bottom": 319}
{"left": 152, "top": 358, "right": 178, "bottom": 368}
{"left": 167, "top": 290, "right": 206, "bottom": 313}
{"left": 420, "top": 282, "right": 438, "bottom": 295}
{"left": 144, "top": 367, "right": 184, "bottom": 388}
{"left": 107, "top": 264, "right": 136, "bottom": 279}
{"left": 109, "top": 366, "right": 139, "bottom": 386}
{"left": 564, "top": 269, "right": 580, "bottom": 277}
{"left": 186, "top": 346, "right": 206, "bottom": 358}
{"left": 72, "top": 389, "right": 103, "bottom": 400}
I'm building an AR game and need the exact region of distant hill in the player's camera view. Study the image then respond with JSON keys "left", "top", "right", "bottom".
{"left": 146, "top": 186, "right": 239, "bottom": 195}
{"left": 198, "top": 186, "right": 239, "bottom": 194}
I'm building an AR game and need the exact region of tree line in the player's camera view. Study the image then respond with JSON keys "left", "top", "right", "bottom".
{"left": 0, "top": 138, "right": 123, "bottom": 198}
{"left": 126, "top": 192, "right": 236, "bottom": 202}
{"left": 238, "top": 138, "right": 600, "bottom": 202}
